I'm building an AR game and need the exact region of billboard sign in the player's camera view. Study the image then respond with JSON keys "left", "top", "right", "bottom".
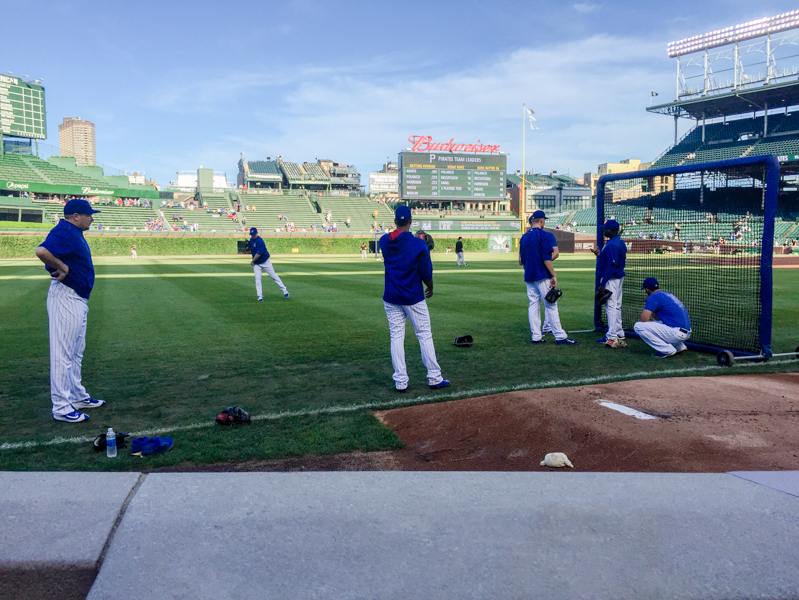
{"left": 399, "top": 151, "right": 507, "bottom": 201}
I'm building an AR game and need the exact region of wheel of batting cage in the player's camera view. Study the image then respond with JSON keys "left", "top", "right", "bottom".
{"left": 716, "top": 350, "right": 735, "bottom": 367}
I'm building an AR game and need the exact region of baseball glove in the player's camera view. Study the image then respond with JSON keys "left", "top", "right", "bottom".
{"left": 453, "top": 334, "right": 474, "bottom": 347}
{"left": 216, "top": 406, "right": 251, "bottom": 425}
{"left": 544, "top": 288, "right": 562, "bottom": 304}
{"left": 92, "top": 432, "right": 130, "bottom": 452}
{"left": 595, "top": 288, "right": 612, "bottom": 306}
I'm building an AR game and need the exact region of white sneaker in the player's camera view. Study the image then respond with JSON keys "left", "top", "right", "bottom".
{"left": 53, "top": 410, "right": 89, "bottom": 423}
{"left": 72, "top": 398, "right": 105, "bottom": 409}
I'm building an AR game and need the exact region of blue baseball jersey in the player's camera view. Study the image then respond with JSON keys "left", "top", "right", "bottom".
{"left": 644, "top": 291, "right": 691, "bottom": 330}
{"left": 519, "top": 227, "right": 557, "bottom": 283}
{"left": 250, "top": 237, "right": 269, "bottom": 264}
{"left": 39, "top": 220, "right": 95, "bottom": 299}
{"left": 380, "top": 231, "right": 433, "bottom": 305}
{"left": 597, "top": 236, "right": 626, "bottom": 286}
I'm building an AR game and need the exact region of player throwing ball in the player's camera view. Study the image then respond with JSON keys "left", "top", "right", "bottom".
{"left": 249, "top": 227, "right": 289, "bottom": 301}
{"left": 380, "top": 206, "right": 450, "bottom": 392}
{"left": 35, "top": 199, "right": 106, "bottom": 423}
{"left": 519, "top": 210, "right": 578, "bottom": 345}
{"left": 633, "top": 277, "right": 691, "bottom": 358}
{"left": 592, "top": 219, "right": 627, "bottom": 347}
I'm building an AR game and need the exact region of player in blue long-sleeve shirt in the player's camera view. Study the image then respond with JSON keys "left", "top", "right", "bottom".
{"left": 591, "top": 219, "right": 627, "bottom": 347}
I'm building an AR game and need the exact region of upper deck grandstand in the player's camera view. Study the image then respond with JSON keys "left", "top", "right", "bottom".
{"left": 238, "top": 155, "right": 361, "bottom": 194}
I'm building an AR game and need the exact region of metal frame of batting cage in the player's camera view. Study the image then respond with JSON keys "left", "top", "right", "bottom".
{"left": 594, "top": 154, "right": 779, "bottom": 358}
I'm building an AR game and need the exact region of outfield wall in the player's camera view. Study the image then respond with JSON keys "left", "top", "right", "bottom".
{"left": 0, "top": 234, "right": 495, "bottom": 258}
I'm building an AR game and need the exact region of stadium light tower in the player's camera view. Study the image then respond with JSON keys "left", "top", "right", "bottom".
{"left": 667, "top": 10, "right": 799, "bottom": 101}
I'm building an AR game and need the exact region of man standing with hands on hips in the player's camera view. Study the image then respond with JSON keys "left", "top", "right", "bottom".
{"left": 249, "top": 227, "right": 289, "bottom": 301}
{"left": 592, "top": 219, "right": 627, "bottom": 348}
{"left": 380, "top": 206, "right": 450, "bottom": 393}
{"left": 634, "top": 277, "right": 691, "bottom": 358}
{"left": 519, "top": 210, "right": 578, "bottom": 345}
{"left": 35, "top": 199, "right": 106, "bottom": 423}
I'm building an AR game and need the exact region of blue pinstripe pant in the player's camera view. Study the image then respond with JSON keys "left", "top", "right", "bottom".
{"left": 47, "top": 281, "right": 90, "bottom": 416}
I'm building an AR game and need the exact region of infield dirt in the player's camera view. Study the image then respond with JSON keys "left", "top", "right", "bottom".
{"left": 158, "top": 373, "right": 799, "bottom": 473}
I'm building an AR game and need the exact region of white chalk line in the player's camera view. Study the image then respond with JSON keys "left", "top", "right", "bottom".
{"left": 1, "top": 358, "right": 794, "bottom": 452}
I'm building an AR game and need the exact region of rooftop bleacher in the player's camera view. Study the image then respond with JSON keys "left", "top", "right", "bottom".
{"left": 303, "top": 163, "right": 329, "bottom": 181}
{"left": 248, "top": 161, "right": 282, "bottom": 176}
{"left": 279, "top": 162, "right": 306, "bottom": 182}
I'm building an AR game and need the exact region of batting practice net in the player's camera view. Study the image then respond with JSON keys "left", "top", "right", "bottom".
{"left": 594, "top": 155, "right": 779, "bottom": 356}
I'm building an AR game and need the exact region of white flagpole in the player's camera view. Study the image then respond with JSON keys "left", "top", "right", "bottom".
{"left": 521, "top": 104, "right": 526, "bottom": 228}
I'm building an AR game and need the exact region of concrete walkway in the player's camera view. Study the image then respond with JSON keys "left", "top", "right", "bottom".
{"left": 2, "top": 471, "right": 798, "bottom": 600}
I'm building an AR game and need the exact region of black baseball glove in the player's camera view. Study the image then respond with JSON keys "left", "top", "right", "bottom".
{"left": 92, "top": 432, "right": 130, "bottom": 452}
{"left": 453, "top": 335, "right": 474, "bottom": 347}
{"left": 595, "top": 288, "right": 612, "bottom": 306}
{"left": 216, "top": 406, "right": 251, "bottom": 425}
{"left": 544, "top": 288, "right": 562, "bottom": 303}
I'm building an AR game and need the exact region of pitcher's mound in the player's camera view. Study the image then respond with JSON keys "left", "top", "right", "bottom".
{"left": 375, "top": 373, "right": 799, "bottom": 472}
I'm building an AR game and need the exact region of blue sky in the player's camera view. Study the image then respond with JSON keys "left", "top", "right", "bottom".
{"left": 3, "top": 0, "right": 797, "bottom": 188}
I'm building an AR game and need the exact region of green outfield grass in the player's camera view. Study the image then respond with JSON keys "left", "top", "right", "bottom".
{"left": 1, "top": 252, "right": 797, "bottom": 471}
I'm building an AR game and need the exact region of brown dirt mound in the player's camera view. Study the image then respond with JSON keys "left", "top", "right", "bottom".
{"left": 374, "top": 373, "right": 799, "bottom": 472}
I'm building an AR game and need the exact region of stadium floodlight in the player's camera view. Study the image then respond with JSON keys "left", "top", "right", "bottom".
{"left": 668, "top": 10, "right": 799, "bottom": 57}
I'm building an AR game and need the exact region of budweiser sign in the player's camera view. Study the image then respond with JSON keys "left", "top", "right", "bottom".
{"left": 408, "top": 135, "right": 500, "bottom": 154}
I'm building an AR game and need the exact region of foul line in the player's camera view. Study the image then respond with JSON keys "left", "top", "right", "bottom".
{"left": 1, "top": 358, "right": 794, "bottom": 452}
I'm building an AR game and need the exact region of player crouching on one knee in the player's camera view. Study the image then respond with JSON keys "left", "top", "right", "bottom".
{"left": 633, "top": 277, "right": 691, "bottom": 358}
{"left": 380, "top": 206, "right": 450, "bottom": 393}
{"left": 592, "top": 219, "right": 627, "bottom": 348}
{"left": 519, "top": 210, "right": 578, "bottom": 345}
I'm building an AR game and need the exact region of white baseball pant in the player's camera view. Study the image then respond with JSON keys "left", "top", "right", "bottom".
{"left": 384, "top": 300, "right": 443, "bottom": 389}
{"left": 253, "top": 259, "right": 287, "bottom": 297}
{"left": 633, "top": 321, "right": 690, "bottom": 355}
{"left": 604, "top": 277, "right": 624, "bottom": 339}
{"left": 361, "top": 250, "right": 367, "bottom": 259}
{"left": 131, "top": 250, "right": 137, "bottom": 259}
{"left": 47, "top": 281, "right": 91, "bottom": 416}
{"left": 527, "top": 279, "right": 567, "bottom": 341}
{"left": 456, "top": 252, "right": 465, "bottom": 266}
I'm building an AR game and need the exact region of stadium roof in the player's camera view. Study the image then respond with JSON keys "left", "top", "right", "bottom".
{"left": 647, "top": 80, "right": 799, "bottom": 120}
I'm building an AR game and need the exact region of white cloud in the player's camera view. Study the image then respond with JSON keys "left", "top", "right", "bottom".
{"left": 573, "top": 3, "right": 600, "bottom": 14}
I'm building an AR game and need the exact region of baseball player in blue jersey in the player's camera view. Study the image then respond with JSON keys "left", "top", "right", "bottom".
{"left": 249, "top": 227, "right": 289, "bottom": 301}
{"left": 380, "top": 206, "right": 450, "bottom": 392}
{"left": 633, "top": 277, "right": 691, "bottom": 358}
{"left": 592, "top": 219, "right": 627, "bottom": 348}
{"left": 519, "top": 210, "right": 578, "bottom": 345}
{"left": 35, "top": 199, "right": 106, "bottom": 423}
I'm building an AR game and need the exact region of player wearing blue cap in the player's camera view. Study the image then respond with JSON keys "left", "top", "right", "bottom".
{"left": 35, "top": 199, "right": 106, "bottom": 423}
{"left": 592, "top": 219, "right": 627, "bottom": 348}
{"left": 379, "top": 206, "right": 449, "bottom": 392}
{"left": 633, "top": 277, "right": 691, "bottom": 358}
{"left": 519, "top": 210, "right": 578, "bottom": 345}
{"left": 249, "top": 227, "right": 289, "bottom": 301}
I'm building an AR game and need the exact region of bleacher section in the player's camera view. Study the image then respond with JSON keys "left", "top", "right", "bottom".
{"left": 248, "top": 161, "right": 282, "bottom": 177}
{"left": 239, "top": 193, "right": 323, "bottom": 231}
{"left": 302, "top": 163, "right": 329, "bottom": 181}
{"left": 92, "top": 205, "right": 161, "bottom": 230}
{"left": 279, "top": 162, "right": 306, "bottom": 182}
{"left": 315, "top": 196, "right": 394, "bottom": 231}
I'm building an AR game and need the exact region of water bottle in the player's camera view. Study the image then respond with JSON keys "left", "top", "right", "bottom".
{"left": 106, "top": 427, "right": 117, "bottom": 458}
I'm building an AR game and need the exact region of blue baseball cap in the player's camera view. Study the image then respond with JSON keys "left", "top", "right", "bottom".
{"left": 63, "top": 199, "right": 100, "bottom": 216}
{"left": 395, "top": 206, "right": 411, "bottom": 220}
{"left": 641, "top": 277, "right": 659, "bottom": 290}
{"left": 604, "top": 219, "right": 620, "bottom": 231}
{"left": 249, "top": 227, "right": 258, "bottom": 236}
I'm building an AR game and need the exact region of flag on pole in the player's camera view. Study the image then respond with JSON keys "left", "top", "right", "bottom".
{"left": 526, "top": 108, "right": 538, "bottom": 130}
{"left": 651, "top": 91, "right": 659, "bottom": 97}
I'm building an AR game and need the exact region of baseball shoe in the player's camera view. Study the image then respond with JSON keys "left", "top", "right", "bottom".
{"left": 596, "top": 336, "right": 609, "bottom": 343}
{"left": 283, "top": 292, "right": 290, "bottom": 298}
{"left": 531, "top": 336, "right": 547, "bottom": 344}
{"left": 72, "top": 398, "right": 105, "bottom": 409}
{"left": 257, "top": 297, "right": 264, "bottom": 302}
{"left": 396, "top": 387, "right": 408, "bottom": 393}
{"left": 652, "top": 351, "right": 676, "bottom": 358}
{"left": 556, "top": 338, "right": 579, "bottom": 345}
{"left": 429, "top": 379, "right": 451, "bottom": 390}
{"left": 53, "top": 410, "right": 89, "bottom": 423}
{"left": 674, "top": 343, "right": 688, "bottom": 353}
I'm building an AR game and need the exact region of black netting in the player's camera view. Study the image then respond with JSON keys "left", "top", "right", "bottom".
{"left": 598, "top": 163, "right": 772, "bottom": 354}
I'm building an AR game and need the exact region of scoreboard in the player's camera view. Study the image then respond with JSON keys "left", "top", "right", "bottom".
{"left": 0, "top": 74, "right": 46, "bottom": 140}
{"left": 399, "top": 151, "right": 506, "bottom": 201}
